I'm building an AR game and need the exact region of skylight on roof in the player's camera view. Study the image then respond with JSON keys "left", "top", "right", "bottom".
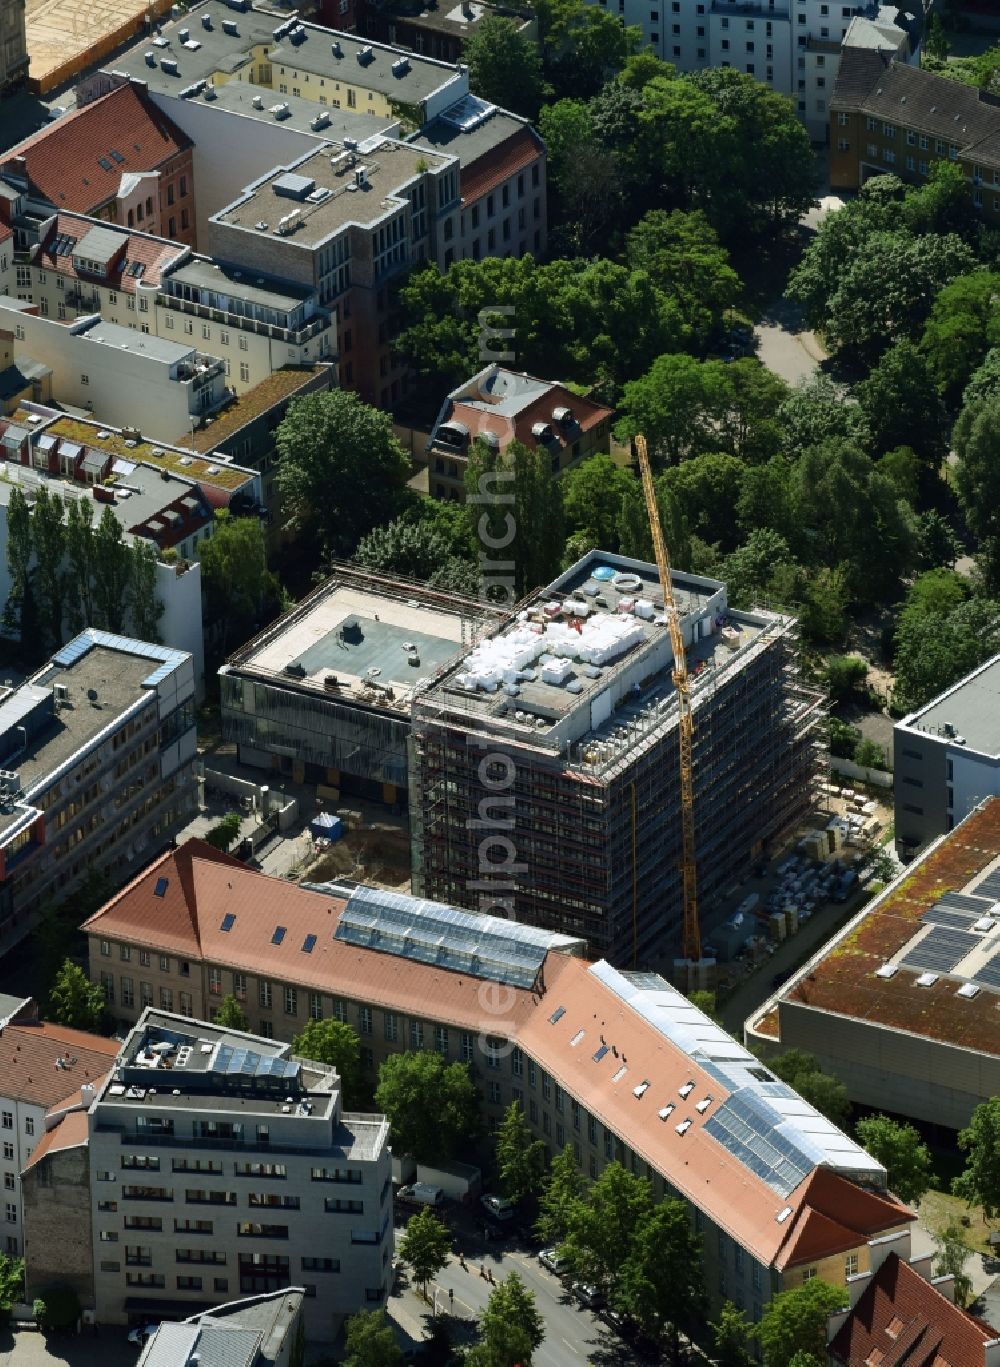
{"left": 220, "top": 913, "right": 236, "bottom": 932}
{"left": 98, "top": 157, "right": 113, "bottom": 171}
{"left": 775, "top": 1206, "right": 793, "bottom": 1223}
{"left": 110, "top": 149, "right": 125, "bottom": 164}
{"left": 611, "top": 1064, "right": 628, "bottom": 1083}
{"left": 154, "top": 877, "right": 168, "bottom": 898}
{"left": 696, "top": 1097, "right": 713, "bottom": 1114}
{"left": 679, "top": 1081, "right": 694, "bottom": 1098}
{"left": 549, "top": 1006, "right": 566, "bottom": 1025}
{"left": 676, "top": 1119, "right": 692, "bottom": 1136}
{"left": 633, "top": 1080, "right": 650, "bottom": 1098}
{"left": 593, "top": 1043, "right": 609, "bottom": 1063}
{"left": 302, "top": 934, "right": 317, "bottom": 954}
{"left": 658, "top": 1104, "right": 675, "bottom": 1121}
{"left": 272, "top": 926, "right": 287, "bottom": 945}
{"left": 569, "top": 1029, "right": 585, "bottom": 1047}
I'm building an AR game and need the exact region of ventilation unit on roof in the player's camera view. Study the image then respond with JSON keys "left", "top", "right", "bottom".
{"left": 957, "top": 982, "right": 980, "bottom": 999}
{"left": 875, "top": 963, "right": 898, "bottom": 980}
{"left": 678, "top": 1081, "right": 694, "bottom": 1098}
{"left": 311, "top": 111, "right": 331, "bottom": 131}
{"left": 202, "top": 11, "right": 212, "bottom": 26}
{"left": 144, "top": 50, "right": 157, "bottom": 66}
{"left": 160, "top": 57, "right": 179, "bottom": 74}
{"left": 915, "top": 972, "right": 938, "bottom": 988}
{"left": 358, "top": 45, "right": 374, "bottom": 63}
{"left": 392, "top": 56, "right": 410, "bottom": 75}
{"left": 675, "top": 1119, "right": 691, "bottom": 1136}
{"left": 222, "top": 18, "right": 239, "bottom": 35}
{"left": 331, "top": 40, "right": 342, "bottom": 56}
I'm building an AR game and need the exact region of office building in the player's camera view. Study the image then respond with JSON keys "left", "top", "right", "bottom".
{"left": 422, "top": 363, "right": 614, "bottom": 501}
{"left": 1, "top": 84, "right": 196, "bottom": 243}
{"left": 0, "top": 629, "right": 197, "bottom": 958}
{"left": 353, "top": 0, "right": 536, "bottom": 65}
{"left": 22, "top": 1008, "right": 391, "bottom": 1337}
{"left": 832, "top": 48, "right": 1000, "bottom": 229}
{"left": 83, "top": 843, "right": 913, "bottom": 1320}
{"left": 0, "top": 999, "right": 118, "bottom": 1257}
{"left": 135, "top": 1289, "right": 306, "bottom": 1367}
{"left": 410, "top": 550, "right": 823, "bottom": 965}
{"left": 219, "top": 565, "right": 494, "bottom": 804}
{"left": 893, "top": 651, "right": 1000, "bottom": 858}
{"left": 746, "top": 798, "right": 1000, "bottom": 1132}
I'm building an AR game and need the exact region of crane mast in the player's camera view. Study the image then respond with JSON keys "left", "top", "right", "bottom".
{"left": 635, "top": 434, "right": 701, "bottom": 966}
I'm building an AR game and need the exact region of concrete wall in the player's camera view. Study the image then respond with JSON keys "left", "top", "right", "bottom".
{"left": 0, "top": 305, "right": 208, "bottom": 437}
{"left": 775, "top": 998, "right": 1000, "bottom": 1131}
{"left": 156, "top": 558, "right": 204, "bottom": 697}
{"left": 23, "top": 1141, "right": 95, "bottom": 1309}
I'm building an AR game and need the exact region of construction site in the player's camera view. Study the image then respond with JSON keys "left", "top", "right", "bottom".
{"left": 409, "top": 548, "right": 826, "bottom": 971}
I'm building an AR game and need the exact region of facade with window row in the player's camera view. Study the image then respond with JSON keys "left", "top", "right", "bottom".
{"left": 84, "top": 842, "right": 914, "bottom": 1324}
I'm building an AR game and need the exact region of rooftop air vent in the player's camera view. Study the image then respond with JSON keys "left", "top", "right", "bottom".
{"left": 957, "top": 982, "right": 981, "bottom": 999}
{"left": 331, "top": 40, "right": 342, "bottom": 56}
{"left": 915, "top": 972, "right": 938, "bottom": 988}
{"left": 875, "top": 963, "right": 898, "bottom": 979}
{"left": 358, "top": 44, "right": 374, "bottom": 63}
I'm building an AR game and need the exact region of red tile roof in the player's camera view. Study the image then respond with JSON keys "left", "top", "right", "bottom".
{"left": 31, "top": 213, "right": 183, "bottom": 295}
{"left": 460, "top": 126, "right": 541, "bottom": 205}
{"left": 829, "top": 1252, "right": 996, "bottom": 1366}
{"left": 2, "top": 84, "right": 192, "bottom": 215}
{"left": 84, "top": 844, "right": 913, "bottom": 1271}
{"left": 443, "top": 379, "right": 612, "bottom": 457}
{"left": 22, "top": 1110, "right": 90, "bottom": 1172}
{"left": 0, "top": 1020, "right": 119, "bottom": 1109}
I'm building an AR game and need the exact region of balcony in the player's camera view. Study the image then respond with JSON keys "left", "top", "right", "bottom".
{"left": 711, "top": 0, "right": 790, "bottom": 15}
{"left": 157, "top": 293, "right": 331, "bottom": 346}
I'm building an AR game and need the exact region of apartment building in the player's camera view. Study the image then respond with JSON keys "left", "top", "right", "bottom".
{"left": 83, "top": 844, "right": 914, "bottom": 1321}
{"left": 410, "top": 550, "right": 823, "bottom": 966}
{"left": 602, "top": 0, "right": 916, "bottom": 143}
{"left": 0, "top": 299, "right": 230, "bottom": 435}
{"left": 355, "top": 0, "right": 536, "bottom": 65}
{"left": 0, "top": 999, "right": 118, "bottom": 1257}
{"left": 831, "top": 44, "right": 1000, "bottom": 226}
{"left": 422, "top": 363, "right": 613, "bottom": 501}
{"left": 219, "top": 565, "right": 493, "bottom": 804}
{"left": 0, "top": 629, "right": 197, "bottom": 957}
{"left": 22, "top": 1008, "right": 391, "bottom": 1337}
{"left": 1, "top": 84, "right": 196, "bottom": 245}
{"left": 0, "top": 0, "right": 28, "bottom": 94}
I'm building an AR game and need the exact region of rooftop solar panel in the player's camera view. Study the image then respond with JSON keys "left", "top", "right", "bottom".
{"left": 922, "top": 906, "right": 978, "bottom": 932}
{"left": 900, "top": 926, "right": 979, "bottom": 976}
{"left": 936, "top": 891, "right": 994, "bottom": 914}
{"left": 973, "top": 951, "right": 1000, "bottom": 990}
{"left": 972, "top": 871, "right": 1000, "bottom": 902}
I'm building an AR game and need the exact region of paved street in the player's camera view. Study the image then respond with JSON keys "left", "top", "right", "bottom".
{"left": 754, "top": 298, "right": 827, "bottom": 389}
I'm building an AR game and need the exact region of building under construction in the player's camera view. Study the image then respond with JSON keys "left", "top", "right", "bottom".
{"left": 409, "top": 551, "right": 823, "bottom": 967}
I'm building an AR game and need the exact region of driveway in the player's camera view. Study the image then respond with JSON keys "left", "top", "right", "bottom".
{"left": 0, "top": 1328, "right": 138, "bottom": 1367}
{"left": 755, "top": 298, "right": 828, "bottom": 389}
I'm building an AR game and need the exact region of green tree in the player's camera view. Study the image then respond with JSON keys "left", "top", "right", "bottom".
{"left": 34, "top": 1287, "right": 80, "bottom": 1332}
{"left": 925, "top": 12, "right": 948, "bottom": 62}
{"left": 892, "top": 596, "right": 1000, "bottom": 713}
{"left": 562, "top": 1161, "right": 653, "bottom": 1297}
{"left": 464, "top": 438, "right": 563, "bottom": 599}
{"left": 711, "top": 1301, "right": 755, "bottom": 1367}
{"left": 199, "top": 512, "right": 276, "bottom": 654}
{"left": 0, "top": 1252, "right": 24, "bottom": 1325}
{"left": 538, "top": 99, "right": 617, "bottom": 255}
{"left": 48, "top": 959, "right": 105, "bottom": 1032}
{"left": 625, "top": 209, "right": 741, "bottom": 344}
{"left": 466, "top": 1272, "right": 545, "bottom": 1367}
{"left": 375, "top": 1052, "right": 479, "bottom": 1162}
{"left": 617, "top": 353, "right": 733, "bottom": 464}
{"left": 777, "top": 375, "right": 869, "bottom": 457}
{"left": 275, "top": 390, "right": 410, "bottom": 563}
{"left": 660, "top": 452, "right": 747, "bottom": 552}
{"left": 213, "top": 994, "right": 249, "bottom": 1031}
{"left": 855, "top": 1114, "right": 934, "bottom": 1205}
{"left": 954, "top": 1096, "right": 1000, "bottom": 1219}
{"left": 561, "top": 454, "right": 636, "bottom": 550}
{"left": 2, "top": 485, "right": 31, "bottom": 641}
{"left": 615, "top": 1200, "right": 705, "bottom": 1352}
{"left": 535, "top": 1144, "right": 587, "bottom": 1246}
{"left": 768, "top": 1051, "right": 850, "bottom": 1127}
{"left": 354, "top": 516, "right": 463, "bottom": 586}
{"left": 343, "top": 1309, "right": 403, "bottom": 1367}
{"left": 921, "top": 271, "right": 1000, "bottom": 402}
{"left": 495, "top": 1101, "right": 547, "bottom": 1205}
{"left": 539, "top": 0, "right": 641, "bottom": 100}
{"left": 92, "top": 506, "right": 132, "bottom": 633}
{"left": 30, "top": 486, "right": 65, "bottom": 652}
{"left": 855, "top": 341, "right": 947, "bottom": 466}
{"left": 757, "top": 1279, "right": 847, "bottom": 1367}
{"left": 722, "top": 530, "right": 797, "bottom": 610}
{"left": 292, "top": 1018, "right": 362, "bottom": 1109}
{"left": 955, "top": 397, "right": 1000, "bottom": 585}
{"left": 465, "top": 16, "right": 545, "bottom": 119}
{"left": 855, "top": 738, "right": 887, "bottom": 770}
{"left": 204, "top": 810, "right": 242, "bottom": 852}
{"left": 398, "top": 1206, "right": 452, "bottom": 1298}
{"left": 933, "top": 1221, "right": 973, "bottom": 1307}
{"left": 688, "top": 989, "right": 719, "bottom": 1022}
{"left": 824, "top": 656, "right": 868, "bottom": 704}
{"left": 130, "top": 537, "right": 163, "bottom": 644}
{"left": 63, "top": 496, "right": 96, "bottom": 636}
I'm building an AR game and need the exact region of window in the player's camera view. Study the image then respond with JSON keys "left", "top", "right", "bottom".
{"left": 919, "top": 160, "right": 929, "bottom": 176}
{"left": 209, "top": 967, "right": 222, "bottom": 996}
{"left": 122, "top": 978, "right": 134, "bottom": 1008}
{"left": 906, "top": 155, "right": 915, "bottom": 172}
{"left": 837, "top": 139, "right": 850, "bottom": 153}
{"left": 2, "top": 1144, "right": 12, "bottom": 1161}
{"left": 141, "top": 982, "right": 153, "bottom": 1008}
{"left": 139, "top": 950, "right": 150, "bottom": 967}
{"left": 309, "top": 993, "right": 322, "bottom": 1021}
{"left": 461, "top": 1032, "right": 474, "bottom": 1062}
{"left": 284, "top": 986, "right": 297, "bottom": 1016}
{"left": 882, "top": 122, "right": 895, "bottom": 138}
{"left": 906, "top": 130, "right": 916, "bottom": 146}
{"left": 259, "top": 981, "right": 272, "bottom": 1009}
{"left": 409, "top": 1020, "right": 424, "bottom": 1049}
{"left": 920, "top": 134, "right": 929, "bottom": 150}
{"left": 160, "top": 956, "right": 169, "bottom": 973}
{"left": 240, "top": 362, "right": 250, "bottom": 384}
{"left": 360, "top": 1006, "right": 372, "bottom": 1036}
{"left": 488, "top": 1081, "right": 502, "bottom": 1104}
{"left": 883, "top": 149, "right": 895, "bottom": 165}
{"left": 435, "top": 1025, "right": 448, "bottom": 1057}
{"left": 845, "top": 1253, "right": 859, "bottom": 1276}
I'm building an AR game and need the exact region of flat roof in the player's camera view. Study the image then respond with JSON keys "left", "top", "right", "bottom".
{"left": 755, "top": 799, "right": 1000, "bottom": 1056}
{"left": 898, "top": 651, "right": 1000, "bottom": 757}
{"left": 165, "top": 255, "right": 315, "bottom": 312}
{"left": 104, "top": 4, "right": 463, "bottom": 105}
{"left": 226, "top": 567, "right": 486, "bottom": 712}
{"left": 80, "top": 319, "right": 194, "bottom": 365}
{"left": 10, "top": 648, "right": 156, "bottom": 797}
{"left": 411, "top": 101, "right": 533, "bottom": 168}
{"left": 182, "top": 365, "right": 330, "bottom": 452}
{"left": 214, "top": 140, "right": 447, "bottom": 246}
{"left": 25, "top": 0, "right": 170, "bottom": 93}
{"left": 189, "top": 78, "right": 397, "bottom": 143}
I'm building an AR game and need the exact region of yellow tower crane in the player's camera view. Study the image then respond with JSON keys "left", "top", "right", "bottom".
{"left": 635, "top": 433, "right": 703, "bottom": 970}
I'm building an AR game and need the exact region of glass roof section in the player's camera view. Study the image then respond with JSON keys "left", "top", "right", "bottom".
{"left": 704, "top": 1092, "right": 815, "bottom": 1199}
{"left": 212, "top": 1045, "right": 299, "bottom": 1083}
{"left": 336, "top": 886, "right": 561, "bottom": 988}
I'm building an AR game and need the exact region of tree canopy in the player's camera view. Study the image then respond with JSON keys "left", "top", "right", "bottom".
{"left": 343, "top": 1309, "right": 403, "bottom": 1367}
{"left": 855, "top": 1115, "right": 935, "bottom": 1205}
{"left": 48, "top": 960, "right": 105, "bottom": 1033}
{"left": 397, "top": 1206, "right": 451, "bottom": 1296}
{"left": 767, "top": 1051, "right": 850, "bottom": 1127}
{"left": 465, "top": 1272, "right": 545, "bottom": 1367}
{"left": 374, "top": 1051, "right": 479, "bottom": 1162}
{"left": 465, "top": 16, "right": 545, "bottom": 119}
{"left": 292, "top": 1019, "right": 362, "bottom": 1110}
{"left": 954, "top": 1096, "right": 1000, "bottom": 1219}
{"left": 495, "top": 1101, "right": 547, "bottom": 1205}
{"left": 757, "top": 1279, "right": 847, "bottom": 1367}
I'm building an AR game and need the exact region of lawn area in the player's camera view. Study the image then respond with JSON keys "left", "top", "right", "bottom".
{"left": 919, "top": 1187, "right": 994, "bottom": 1255}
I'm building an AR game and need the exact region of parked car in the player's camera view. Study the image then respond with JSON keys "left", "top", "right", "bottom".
{"left": 573, "top": 1282, "right": 606, "bottom": 1310}
{"left": 128, "top": 1325, "right": 159, "bottom": 1345}
{"left": 480, "top": 1192, "right": 516, "bottom": 1222}
{"left": 397, "top": 1182, "right": 445, "bottom": 1208}
{"left": 538, "top": 1247, "right": 567, "bottom": 1274}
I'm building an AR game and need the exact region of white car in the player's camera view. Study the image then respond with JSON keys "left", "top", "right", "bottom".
{"left": 128, "top": 1324, "right": 159, "bottom": 1345}
{"left": 538, "top": 1247, "right": 567, "bottom": 1274}
{"left": 480, "top": 1193, "right": 516, "bottom": 1222}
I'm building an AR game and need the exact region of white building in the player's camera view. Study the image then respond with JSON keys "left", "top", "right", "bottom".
{"left": 80, "top": 1010, "right": 391, "bottom": 1339}
{"left": 0, "top": 1000, "right": 118, "bottom": 1258}
{"left": 611, "top": 0, "right": 918, "bottom": 142}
